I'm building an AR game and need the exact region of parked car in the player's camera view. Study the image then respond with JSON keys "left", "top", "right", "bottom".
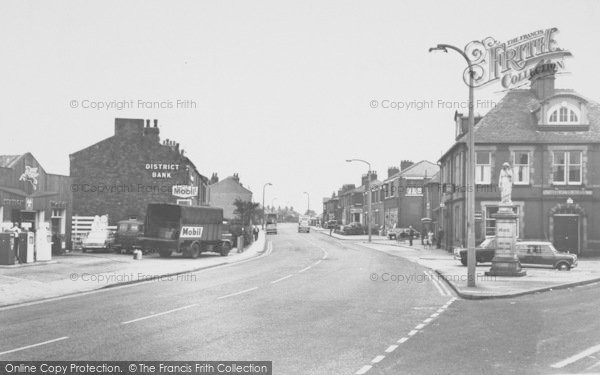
{"left": 112, "top": 219, "right": 144, "bottom": 254}
{"left": 325, "top": 220, "right": 339, "bottom": 230}
{"left": 458, "top": 239, "right": 578, "bottom": 270}
{"left": 82, "top": 229, "right": 115, "bottom": 253}
{"left": 388, "top": 227, "right": 420, "bottom": 240}
{"left": 342, "top": 222, "right": 364, "bottom": 235}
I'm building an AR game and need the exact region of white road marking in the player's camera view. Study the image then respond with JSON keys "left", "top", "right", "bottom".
{"left": 314, "top": 259, "right": 322, "bottom": 266}
{"left": 270, "top": 275, "right": 293, "bottom": 284}
{"left": 584, "top": 359, "right": 600, "bottom": 372}
{"left": 0, "top": 336, "right": 69, "bottom": 356}
{"left": 437, "top": 308, "right": 445, "bottom": 313}
{"left": 424, "top": 271, "right": 446, "bottom": 296}
{"left": 415, "top": 324, "right": 426, "bottom": 330}
{"left": 355, "top": 365, "right": 372, "bottom": 375}
{"left": 298, "top": 265, "right": 312, "bottom": 273}
{"left": 430, "top": 313, "right": 439, "bottom": 318}
{"left": 217, "top": 287, "right": 258, "bottom": 300}
{"left": 397, "top": 337, "right": 409, "bottom": 344}
{"left": 385, "top": 345, "right": 398, "bottom": 353}
{"left": 371, "top": 355, "right": 385, "bottom": 363}
{"left": 122, "top": 303, "right": 199, "bottom": 324}
{"left": 438, "top": 277, "right": 453, "bottom": 296}
{"left": 423, "top": 318, "right": 433, "bottom": 324}
{"left": 408, "top": 330, "right": 418, "bottom": 336}
{"left": 551, "top": 343, "right": 600, "bottom": 369}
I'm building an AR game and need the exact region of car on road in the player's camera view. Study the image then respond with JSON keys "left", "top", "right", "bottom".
{"left": 82, "top": 229, "right": 115, "bottom": 253}
{"left": 112, "top": 219, "right": 145, "bottom": 254}
{"left": 388, "top": 227, "right": 420, "bottom": 240}
{"left": 458, "top": 239, "right": 578, "bottom": 270}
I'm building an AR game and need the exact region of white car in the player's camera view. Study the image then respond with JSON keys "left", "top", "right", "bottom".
{"left": 82, "top": 229, "right": 115, "bottom": 253}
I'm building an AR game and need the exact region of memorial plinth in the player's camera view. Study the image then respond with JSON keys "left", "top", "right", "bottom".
{"left": 485, "top": 205, "right": 526, "bottom": 277}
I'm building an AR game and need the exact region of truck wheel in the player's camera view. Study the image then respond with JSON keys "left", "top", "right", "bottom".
{"left": 190, "top": 243, "right": 201, "bottom": 259}
{"left": 220, "top": 242, "right": 231, "bottom": 256}
{"left": 158, "top": 250, "right": 172, "bottom": 258}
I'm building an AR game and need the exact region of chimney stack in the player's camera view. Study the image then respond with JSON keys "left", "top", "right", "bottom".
{"left": 400, "top": 160, "right": 414, "bottom": 171}
{"left": 143, "top": 118, "right": 160, "bottom": 142}
{"left": 530, "top": 62, "right": 557, "bottom": 100}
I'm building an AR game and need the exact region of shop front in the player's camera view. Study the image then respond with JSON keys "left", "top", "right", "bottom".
{"left": 0, "top": 153, "right": 72, "bottom": 263}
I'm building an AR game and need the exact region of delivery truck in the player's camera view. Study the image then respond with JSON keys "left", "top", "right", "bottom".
{"left": 140, "top": 203, "right": 232, "bottom": 258}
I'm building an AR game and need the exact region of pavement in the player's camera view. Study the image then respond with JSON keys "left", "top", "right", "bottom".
{"left": 318, "top": 229, "right": 600, "bottom": 299}
{"left": 0, "top": 232, "right": 267, "bottom": 307}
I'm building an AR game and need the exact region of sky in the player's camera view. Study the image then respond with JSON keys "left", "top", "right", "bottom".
{"left": 2, "top": 0, "right": 600, "bottom": 213}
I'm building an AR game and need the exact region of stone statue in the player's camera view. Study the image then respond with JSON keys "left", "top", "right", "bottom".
{"left": 499, "top": 162, "right": 513, "bottom": 204}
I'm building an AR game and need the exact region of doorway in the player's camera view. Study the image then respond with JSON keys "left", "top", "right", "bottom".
{"left": 553, "top": 215, "right": 579, "bottom": 254}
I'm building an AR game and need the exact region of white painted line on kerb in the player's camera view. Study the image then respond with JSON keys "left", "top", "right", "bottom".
{"left": 371, "top": 355, "right": 385, "bottom": 364}
{"left": 415, "top": 324, "right": 426, "bottom": 330}
{"left": 424, "top": 271, "right": 445, "bottom": 296}
{"left": 551, "top": 343, "right": 600, "bottom": 369}
{"left": 122, "top": 304, "right": 199, "bottom": 324}
{"left": 0, "top": 337, "right": 69, "bottom": 357}
{"left": 423, "top": 318, "right": 433, "bottom": 324}
{"left": 298, "top": 265, "right": 312, "bottom": 273}
{"left": 437, "top": 308, "right": 445, "bottom": 313}
{"left": 385, "top": 345, "right": 399, "bottom": 353}
{"left": 217, "top": 287, "right": 258, "bottom": 300}
{"left": 397, "top": 337, "right": 409, "bottom": 344}
{"left": 355, "top": 365, "right": 372, "bottom": 375}
{"left": 438, "top": 278, "right": 453, "bottom": 296}
{"left": 431, "top": 313, "right": 439, "bottom": 318}
{"left": 408, "top": 330, "right": 418, "bottom": 336}
{"left": 270, "top": 275, "right": 294, "bottom": 284}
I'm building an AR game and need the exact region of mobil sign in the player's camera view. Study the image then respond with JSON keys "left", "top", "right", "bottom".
{"left": 172, "top": 185, "right": 198, "bottom": 198}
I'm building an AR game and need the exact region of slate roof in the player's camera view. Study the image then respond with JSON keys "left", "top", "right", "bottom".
{"left": 457, "top": 89, "right": 600, "bottom": 144}
{"left": 384, "top": 160, "right": 439, "bottom": 182}
{"left": 208, "top": 176, "right": 253, "bottom": 195}
{"left": 0, "top": 155, "right": 22, "bottom": 168}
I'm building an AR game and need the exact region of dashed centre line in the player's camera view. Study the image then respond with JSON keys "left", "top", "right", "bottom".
{"left": 217, "top": 287, "right": 258, "bottom": 300}
{"left": 0, "top": 337, "right": 69, "bottom": 357}
{"left": 271, "top": 275, "right": 294, "bottom": 284}
{"left": 122, "top": 303, "right": 199, "bottom": 324}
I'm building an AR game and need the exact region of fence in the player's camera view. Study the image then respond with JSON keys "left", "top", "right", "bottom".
{"left": 71, "top": 215, "right": 116, "bottom": 250}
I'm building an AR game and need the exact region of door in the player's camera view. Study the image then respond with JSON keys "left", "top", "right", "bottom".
{"left": 553, "top": 215, "right": 579, "bottom": 254}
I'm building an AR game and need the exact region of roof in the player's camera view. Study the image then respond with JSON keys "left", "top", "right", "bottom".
{"left": 384, "top": 160, "right": 439, "bottom": 182}
{"left": 0, "top": 155, "right": 23, "bottom": 168}
{"left": 208, "top": 176, "right": 253, "bottom": 195}
{"left": 457, "top": 89, "right": 600, "bottom": 144}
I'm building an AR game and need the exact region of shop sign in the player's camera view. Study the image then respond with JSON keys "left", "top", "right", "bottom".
{"left": 19, "top": 166, "right": 39, "bottom": 191}
{"left": 25, "top": 198, "right": 33, "bottom": 211}
{"left": 144, "top": 163, "right": 180, "bottom": 179}
{"left": 176, "top": 199, "right": 192, "bottom": 206}
{"left": 3, "top": 199, "right": 24, "bottom": 207}
{"left": 172, "top": 185, "right": 198, "bottom": 198}
{"left": 542, "top": 189, "right": 592, "bottom": 196}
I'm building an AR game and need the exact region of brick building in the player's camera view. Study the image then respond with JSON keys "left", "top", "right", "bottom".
{"left": 0, "top": 153, "right": 72, "bottom": 252}
{"left": 439, "top": 66, "right": 600, "bottom": 256}
{"left": 381, "top": 160, "right": 439, "bottom": 232}
{"left": 70, "top": 118, "right": 209, "bottom": 225}
{"left": 207, "top": 173, "right": 253, "bottom": 220}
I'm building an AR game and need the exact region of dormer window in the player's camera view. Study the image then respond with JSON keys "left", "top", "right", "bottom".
{"left": 547, "top": 102, "right": 581, "bottom": 125}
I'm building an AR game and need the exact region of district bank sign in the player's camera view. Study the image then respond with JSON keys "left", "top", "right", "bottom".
{"left": 145, "top": 162, "right": 180, "bottom": 178}
{"left": 463, "top": 27, "right": 572, "bottom": 89}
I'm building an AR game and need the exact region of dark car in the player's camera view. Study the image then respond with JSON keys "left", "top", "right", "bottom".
{"left": 458, "top": 237, "right": 496, "bottom": 266}
{"left": 112, "top": 219, "right": 145, "bottom": 254}
{"left": 458, "top": 239, "right": 578, "bottom": 270}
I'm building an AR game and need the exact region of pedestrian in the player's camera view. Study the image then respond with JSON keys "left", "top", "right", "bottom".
{"left": 329, "top": 223, "right": 333, "bottom": 236}
{"left": 437, "top": 229, "right": 444, "bottom": 249}
{"left": 8, "top": 223, "right": 21, "bottom": 262}
{"left": 427, "top": 230, "right": 434, "bottom": 249}
{"left": 408, "top": 225, "right": 414, "bottom": 246}
{"left": 253, "top": 226, "right": 259, "bottom": 241}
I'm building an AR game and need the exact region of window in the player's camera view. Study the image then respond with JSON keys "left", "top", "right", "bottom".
{"left": 390, "top": 182, "right": 396, "bottom": 196}
{"left": 406, "top": 187, "right": 423, "bottom": 196}
{"left": 475, "top": 152, "right": 491, "bottom": 184}
{"left": 512, "top": 151, "right": 530, "bottom": 184}
{"left": 552, "top": 151, "right": 582, "bottom": 185}
{"left": 547, "top": 103, "right": 580, "bottom": 124}
{"left": 454, "top": 153, "right": 462, "bottom": 185}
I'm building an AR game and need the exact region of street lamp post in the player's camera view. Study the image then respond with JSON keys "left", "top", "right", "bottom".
{"left": 429, "top": 43, "right": 476, "bottom": 287}
{"left": 303, "top": 191, "right": 310, "bottom": 215}
{"left": 346, "top": 159, "right": 372, "bottom": 243}
{"left": 262, "top": 182, "right": 272, "bottom": 229}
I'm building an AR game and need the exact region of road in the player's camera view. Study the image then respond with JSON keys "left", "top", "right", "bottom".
{"left": 1, "top": 223, "right": 598, "bottom": 374}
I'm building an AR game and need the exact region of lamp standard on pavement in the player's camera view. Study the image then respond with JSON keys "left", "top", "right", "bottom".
{"left": 346, "top": 159, "right": 372, "bottom": 243}
{"left": 429, "top": 43, "right": 477, "bottom": 287}
{"left": 262, "top": 182, "right": 272, "bottom": 229}
{"left": 303, "top": 191, "right": 310, "bottom": 215}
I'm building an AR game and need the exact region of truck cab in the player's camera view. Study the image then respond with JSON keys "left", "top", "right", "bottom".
{"left": 298, "top": 216, "right": 310, "bottom": 233}
{"left": 265, "top": 213, "right": 278, "bottom": 235}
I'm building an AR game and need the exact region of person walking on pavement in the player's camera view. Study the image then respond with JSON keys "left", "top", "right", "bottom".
{"left": 437, "top": 229, "right": 444, "bottom": 249}
{"left": 427, "top": 230, "right": 434, "bottom": 249}
{"left": 408, "top": 225, "right": 414, "bottom": 246}
{"left": 253, "top": 226, "right": 259, "bottom": 241}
